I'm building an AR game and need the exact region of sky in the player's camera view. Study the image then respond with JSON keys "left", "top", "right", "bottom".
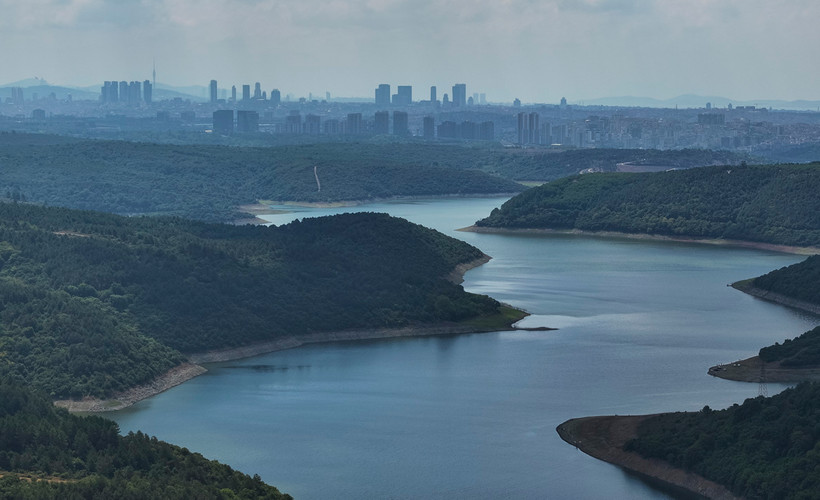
{"left": 1, "top": 0, "right": 818, "bottom": 103}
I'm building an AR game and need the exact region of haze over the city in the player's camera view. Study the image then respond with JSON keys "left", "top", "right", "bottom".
{"left": 1, "top": 0, "right": 817, "bottom": 103}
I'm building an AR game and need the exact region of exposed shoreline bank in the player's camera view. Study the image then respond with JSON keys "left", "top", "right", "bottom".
{"left": 460, "top": 226, "right": 820, "bottom": 255}
{"left": 557, "top": 415, "right": 740, "bottom": 500}
{"left": 57, "top": 255, "right": 533, "bottom": 413}
{"left": 730, "top": 280, "right": 820, "bottom": 316}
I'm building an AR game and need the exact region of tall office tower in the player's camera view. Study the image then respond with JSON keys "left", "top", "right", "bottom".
{"left": 213, "top": 110, "right": 234, "bottom": 134}
{"left": 346, "top": 113, "right": 363, "bottom": 135}
{"left": 430, "top": 86, "right": 436, "bottom": 103}
{"left": 375, "top": 84, "right": 390, "bottom": 106}
{"left": 473, "top": 93, "right": 479, "bottom": 105}
{"left": 374, "top": 111, "right": 389, "bottom": 135}
{"left": 423, "top": 116, "right": 435, "bottom": 139}
{"left": 452, "top": 83, "right": 466, "bottom": 107}
{"left": 231, "top": 86, "right": 237, "bottom": 102}
{"left": 393, "top": 111, "right": 409, "bottom": 136}
{"left": 242, "top": 85, "right": 251, "bottom": 102}
{"left": 143, "top": 80, "right": 152, "bottom": 103}
{"left": 237, "top": 110, "right": 259, "bottom": 132}
{"left": 393, "top": 86, "right": 412, "bottom": 106}
{"left": 210, "top": 80, "right": 218, "bottom": 103}
{"left": 304, "top": 114, "right": 321, "bottom": 134}
{"left": 442, "top": 93, "right": 449, "bottom": 104}
{"left": 254, "top": 82, "right": 262, "bottom": 100}
{"left": 270, "top": 89, "right": 281, "bottom": 106}
{"left": 119, "top": 81, "right": 129, "bottom": 102}
{"left": 480, "top": 93, "right": 486, "bottom": 105}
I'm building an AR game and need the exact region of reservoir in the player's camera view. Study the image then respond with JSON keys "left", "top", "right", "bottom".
{"left": 110, "top": 197, "right": 817, "bottom": 499}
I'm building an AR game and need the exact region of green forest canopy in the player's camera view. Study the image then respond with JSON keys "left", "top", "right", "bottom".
{"left": 626, "top": 381, "right": 820, "bottom": 500}
{"left": 476, "top": 163, "right": 820, "bottom": 248}
{"left": 0, "top": 378, "right": 290, "bottom": 499}
{"left": 0, "top": 202, "right": 504, "bottom": 399}
{"left": 751, "top": 254, "right": 820, "bottom": 306}
{"left": 0, "top": 132, "right": 749, "bottom": 222}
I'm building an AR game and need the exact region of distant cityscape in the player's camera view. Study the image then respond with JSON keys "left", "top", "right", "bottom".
{"left": 2, "top": 77, "right": 820, "bottom": 153}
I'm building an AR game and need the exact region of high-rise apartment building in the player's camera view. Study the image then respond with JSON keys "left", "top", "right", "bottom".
{"left": 375, "top": 84, "right": 390, "bottom": 106}
{"left": 231, "top": 86, "right": 237, "bottom": 102}
{"left": 213, "top": 110, "right": 234, "bottom": 134}
{"left": 242, "top": 85, "right": 251, "bottom": 102}
{"left": 423, "top": 116, "right": 435, "bottom": 139}
{"left": 393, "top": 86, "right": 412, "bottom": 106}
{"left": 143, "top": 80, "right": 152, "bottom": 103}
{"left": 346, "top": 113, "right": 363, "bottom": 134}
{"left": 452, "top": 83, "right": 466, "bottom": 107}
{"left": 210, "top": 80, "right": 218, "bottom": 103}
{"left": 517, "top": 112, "right": 539, "bottom": 144}
{"left": 237, "top": 110, "right": 259, "bottom": 132}
{"left": 374, "top": 111, "right": 389, "bottom": 135}
{"left": 393, "top": 111, "right": 409, "bottom": 135}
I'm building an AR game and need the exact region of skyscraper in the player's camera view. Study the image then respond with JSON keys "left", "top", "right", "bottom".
{"left": 242, "top": 85, "right": 251, "bottom": 102}
{"left": 213, "top": 110, "right": 234, "bottom": 134}
{"left": 270, "top": 89, "right": 281, "bottom": 106}
{"left": 254, "top": 82, "right": 262, "bottom": 100}
{"left": 452, "top": 83, "right": 466, "bottom": 107}
{"left": 210, "top": 80, "right": 218, "bottom": 103}
{"left": 375, "top": 84, "right": 390, "bottom": 106}
{"left": 237, "top": 110, "right": 259, "bottom": 132}
{"left": 231, "top": 86, "right": 237, "bottom": 102}
{"left": 346, "top": 113, "right": 363, "bottom": 135}
{"left": 143, "top": 80, "right": 152, "bottom": 103}
{"left": 393, "top": 86, "right": 412, "bottom": 106}
{"left": 423, "top": 116, "right": 435, "bottom": 139}
{"left": 430, "top": 86, "right": 436, "bottom": 103}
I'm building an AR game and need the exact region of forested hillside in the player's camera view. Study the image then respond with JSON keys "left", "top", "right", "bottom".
{"left": 0, "top": 133, "right": 748, "bottom": 221}
{"left": 626, "top": 382, "right": 820, "bottom": 499}
{"left": 475, "top": 163, "right": 820, "bottom": 247}
{"left": 0, "top": 202, "right": 504, "bottom": 398}
{"left": 0, "top": 379, "right": 290, "bottom": 499}
{"left": 751, "top": 255, "right": 820, "bottom": 306}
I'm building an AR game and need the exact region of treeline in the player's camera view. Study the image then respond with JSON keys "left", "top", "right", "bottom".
{"left": 0, "top": 133, "right": 750, "bottom": 222}
{"left": 0, "top": 379, "right": 290, "bottom": 499}
{"left": 0, "top": 202, "right": 502, "bottom": 398}
{"left": 626, "top": 382, "right": 820, "bottom": 499}
{"left": 758, "top": 326, "right": 820, "bottom": 367}
{"left": 752, "top": 254, "right": 820, "bottom": 305}
{"left": 476, "top": 163, "right": 820, "bottom": 248}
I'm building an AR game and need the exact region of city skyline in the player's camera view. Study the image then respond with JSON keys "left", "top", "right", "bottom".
{"left": 0, "top": 0, "right": 818, "bottom": 103}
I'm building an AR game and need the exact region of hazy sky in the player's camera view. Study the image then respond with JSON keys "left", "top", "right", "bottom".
{"left": 1, "top": 0, "right": 818, "bottom": 103}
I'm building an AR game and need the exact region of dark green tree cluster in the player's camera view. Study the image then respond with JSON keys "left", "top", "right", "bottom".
{"left": 626, "top": 382, "right": 820, "bottom": 499}
{"left": 758, "top": 326, "right": 820, "bottom": 367}
{"left": 0, "top": 378, "right": 290, "bottom": 499}
{"left": 0, "top": 202, "right": 502, "bottom": 398}
{"left": 752, "top": 255, "right": 820, "bottom": 306}
{"left": 476, "top": 163, "right": 820, "bottom": 247}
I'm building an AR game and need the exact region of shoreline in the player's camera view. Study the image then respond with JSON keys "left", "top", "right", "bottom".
{"left": 707, "top": 355, "right": 820, "bottom": 383}
{"left": 235, "top": 193, "right": 519, "bottom": 224}
{"left": 460, "top": 226, "right": 820, "bottom": 255}
{"left": 57, "top": 255, "right": 533, "bottom": 412}
{"left": 557, "top": 415, "right": 740, "bottom": 500}
{"left": 730, "top": 280, "right": 820, "bottom": 316}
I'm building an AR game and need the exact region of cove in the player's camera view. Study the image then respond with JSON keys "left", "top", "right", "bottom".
{"left": 110, "top": 197, "right": 816, "bottom": 499}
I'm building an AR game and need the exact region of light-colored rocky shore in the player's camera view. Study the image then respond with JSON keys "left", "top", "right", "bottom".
{"left": 730, "top": 280, "right": 820, "bottom": 316}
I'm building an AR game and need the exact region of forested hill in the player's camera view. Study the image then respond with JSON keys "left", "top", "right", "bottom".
{"left": 475, "top": 163, "right": 820, "bottom": 248}
{"left": 0, "top": 202, "right": 503, "bottom": 399}
{"left": 0, "top": 379, "right": 291, "bottom": 499}
{"left": 0, "top": 138, "right": 524, "bottom": 221}
{"left": 626, "top": 382, "right": 820, "bottom": 499}
{"left": 0, "top": 133, "right": 749, "bottom": 222}
{"left": 751, "top": 255, "right": 820, "bottom": 306}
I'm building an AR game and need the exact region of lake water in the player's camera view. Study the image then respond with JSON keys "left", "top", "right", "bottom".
{"left": 110, "top": 197, "right": 818, "bottom": 499}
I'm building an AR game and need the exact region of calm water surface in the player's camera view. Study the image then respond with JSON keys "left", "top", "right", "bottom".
{"left": 111, "top": 198, "right": 817, "bottom": 499}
